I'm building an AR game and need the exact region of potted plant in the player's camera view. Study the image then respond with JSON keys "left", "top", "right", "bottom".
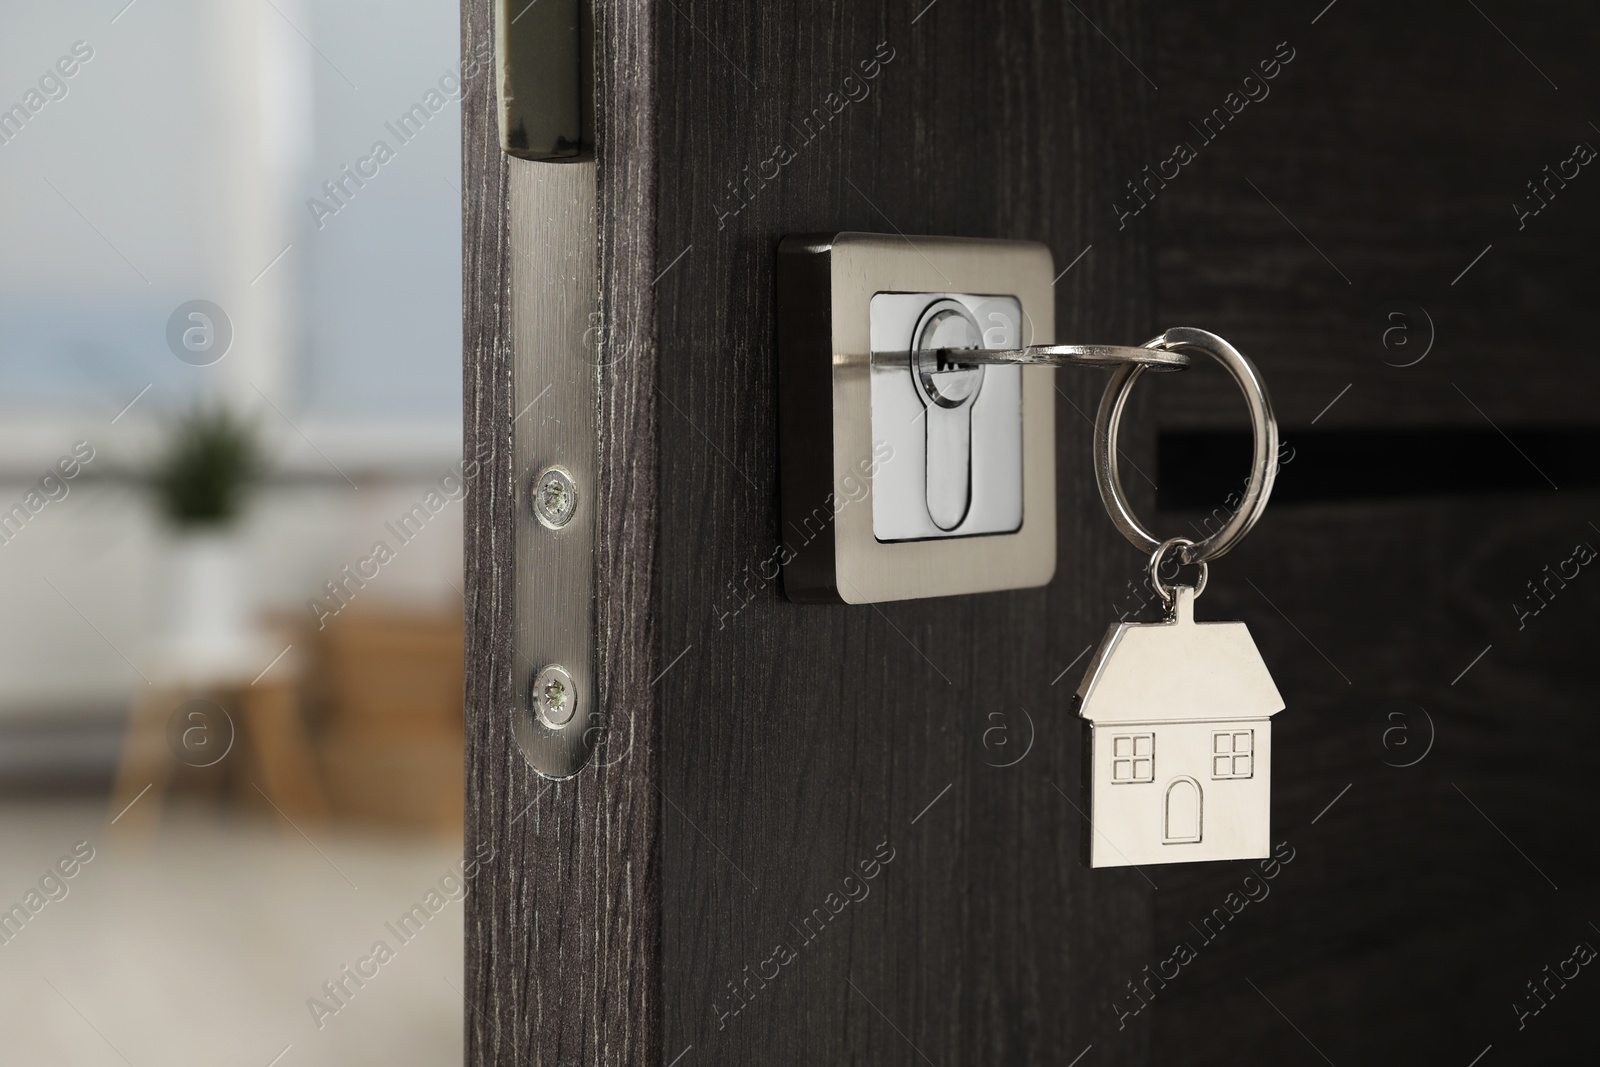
{"left": 147, "top": 407, "right": 264, "bottom": 674}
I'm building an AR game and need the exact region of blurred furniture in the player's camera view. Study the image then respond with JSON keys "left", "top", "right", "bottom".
{"left": 106, "top": 605, "right": 464, "bottom": 835}
{"left": 107, "top": 634, "right": 327, "bottom": 835}
{"left": 311, "top": 605, "right": 464, "bottom": 833}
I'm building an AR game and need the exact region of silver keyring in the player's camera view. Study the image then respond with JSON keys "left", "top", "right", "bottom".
{"left": 1149, "top": 536, "right": 1208, "bottom": 605}
{"left": 1094, "top": 327, "right": 1277, "bottom": 564}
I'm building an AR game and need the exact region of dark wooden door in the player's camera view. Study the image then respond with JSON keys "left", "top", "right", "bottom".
{"left": 1145, "top": 3, "right": 1600, "bottom": 1064}
{"left": 463, "top": 1, "right": 1600, "bottom": 1064}
{"left": 465, "top": 0, "right": 1157, "bottom": 1063}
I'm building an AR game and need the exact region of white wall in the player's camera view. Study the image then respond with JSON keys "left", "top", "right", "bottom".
{"left": 0, "top": 0, "right": 464, "bottom": 722}
{"left": 0, "top": 470, "right": 462, "bottom": 716}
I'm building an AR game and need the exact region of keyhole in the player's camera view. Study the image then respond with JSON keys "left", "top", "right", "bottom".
{"left": 915, "top": 309, "right": 985, "bottom": 407}
{"left": 911, "top": 301, "right": 985, "bottom": 531}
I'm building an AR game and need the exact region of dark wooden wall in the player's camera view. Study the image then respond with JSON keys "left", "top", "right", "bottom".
{"left": 1146, "top": 2, "right": 1600, "bottom": 1063}
{"left": 652, "top": 1, "right": 1159, "bottom": 1064}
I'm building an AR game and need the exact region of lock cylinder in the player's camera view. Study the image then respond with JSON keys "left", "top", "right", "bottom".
{"left": 911, "top": 300, "right": 986, "bottom": 530}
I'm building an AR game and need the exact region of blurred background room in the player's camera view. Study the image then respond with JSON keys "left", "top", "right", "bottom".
{"left": 0, "top": 1, "right": 468, "bottom": 1062}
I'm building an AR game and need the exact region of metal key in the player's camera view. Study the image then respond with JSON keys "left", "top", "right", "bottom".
{"left": 892, "top": 311, "right": 1191, "bottom": 533}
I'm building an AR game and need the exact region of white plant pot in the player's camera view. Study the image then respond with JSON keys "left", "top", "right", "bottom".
{"left": 158, "top": 527, "right": 258, "bottom": 678}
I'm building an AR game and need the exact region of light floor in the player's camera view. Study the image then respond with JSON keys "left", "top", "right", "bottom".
{"left": 0, "top": 800, "right": 463, "bottom": 1066}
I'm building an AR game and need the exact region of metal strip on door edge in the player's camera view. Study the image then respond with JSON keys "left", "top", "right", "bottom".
{"left": 508, "top": 157, "right": 598, "bottom": 780}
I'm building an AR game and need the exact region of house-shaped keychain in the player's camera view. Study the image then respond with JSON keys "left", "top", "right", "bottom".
{"left": 1075, "top": 585, "right": 1284, "bottom": 867}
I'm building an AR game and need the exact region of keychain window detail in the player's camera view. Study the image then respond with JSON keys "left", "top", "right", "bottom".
{"left": 1111, "top": 733, "right": 1155, "bottom": 784}
{"left": 1213, "top": 731, "right": 1254, "bottom": 779}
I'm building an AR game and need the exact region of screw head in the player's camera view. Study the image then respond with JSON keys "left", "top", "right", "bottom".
{"left": 532, "top": 465, "right": 578, "bottom": 529}
{"left": 532, "top": 664, "right": 577, "bottom": 728}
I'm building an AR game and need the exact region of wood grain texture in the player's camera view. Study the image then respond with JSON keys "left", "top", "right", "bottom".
{"left": 464, "top": 0, "right": 661, "bottom": 1063}
{"left": 653, "top": 1, "right": 1159, "bottom": 1063}
{"left": 1145, "top": 2, "right": 1600, "bottom": 1062}
{"left": 1147, "top": 0, "right": 1600, "bottom": 430}
{"left": 589, "top": 0, "right": 662, "bottom": 1059}
{"left": 1146, "top": 495, "right": 1600, "bottom": 1065}
{"left": 460, "top": 0, "right": 517, "bottom": 1059}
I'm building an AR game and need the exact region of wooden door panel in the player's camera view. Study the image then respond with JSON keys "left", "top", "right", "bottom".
{"left": 463, "top": 0, "right": 1600, "bottom": 1063}
{"left": 1146, "top": 2, "right": 1600, "bottom": 1062}
{"left": 464, "top": 0, "right": 660, "bottom": 1061}
{"left": 1153, "top": 0, "right": 1600, "bottom": 429}
{"left": 653, "top": 3, "right": 1158, "bottom": 1062}
{"left": 1148, "top": 495, "right": 1600, "bottom": 1064}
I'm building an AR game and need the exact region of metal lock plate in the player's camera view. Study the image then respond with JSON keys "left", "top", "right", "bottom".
{"left": 777, "top": 233, "right": 1057, "bottom": 604}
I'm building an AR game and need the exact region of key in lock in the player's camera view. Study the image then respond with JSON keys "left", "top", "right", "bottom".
{"left": 867, "top": 291, "right": 1026, "bottom": 542}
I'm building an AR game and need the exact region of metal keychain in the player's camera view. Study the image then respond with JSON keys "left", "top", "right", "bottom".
{"left": 1074, "top": 328, "right": 1285, "bottom": 869}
